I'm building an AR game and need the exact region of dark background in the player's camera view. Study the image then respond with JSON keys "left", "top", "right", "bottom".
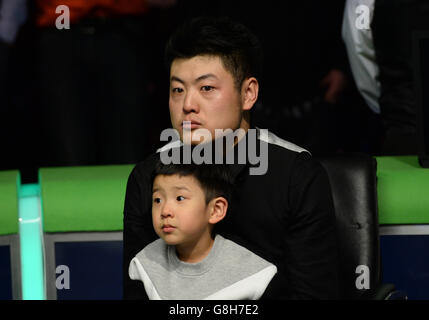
{"left": 0, "top": 0, "right": 427, "bottom": 183}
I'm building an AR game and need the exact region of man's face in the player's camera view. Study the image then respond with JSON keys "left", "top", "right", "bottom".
{"left": 169, "top": 55, "right": 245, "bottom": 144}
{"left": 152, "top": 174, "right": 212, "bottom": 246}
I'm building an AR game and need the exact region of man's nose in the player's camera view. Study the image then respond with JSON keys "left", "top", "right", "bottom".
{"left": 183, "top": 90, "right": 199, "bottom": 113}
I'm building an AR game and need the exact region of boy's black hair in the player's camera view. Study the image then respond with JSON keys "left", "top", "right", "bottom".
{"left": 152, "top": 160, "right": 235, "bottom": 205}
{"left": 164, "top": 16, "right": 263, "bottom": 90}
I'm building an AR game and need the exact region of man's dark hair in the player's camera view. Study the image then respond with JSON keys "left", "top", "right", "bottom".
{"left": 164, "top": 16, "right": 263, "bottom": 90}
{"left": 152, "top": 160, "right": 235, "bottom": 205}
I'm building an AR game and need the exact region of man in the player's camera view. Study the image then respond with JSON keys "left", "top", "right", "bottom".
{"left": 123, "top": 16, "right": 340, "bottom": 299}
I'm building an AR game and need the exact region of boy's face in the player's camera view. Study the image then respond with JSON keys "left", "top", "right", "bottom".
{"left": 152, "top": 174, "right": 213, "bottom": 246}
{"left": 169, "top": 55, "right": 247, "bottom": 144}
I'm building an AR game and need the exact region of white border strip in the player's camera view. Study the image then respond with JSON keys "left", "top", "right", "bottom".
{"left": 380, "top": 225, "right": 429, "bottom": 235}
{"left": 44, "top": 231, "right": 123, "bottom": 300}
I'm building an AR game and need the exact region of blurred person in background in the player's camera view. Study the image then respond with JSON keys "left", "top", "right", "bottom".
{"left": 0, "top": 0, "right": 27, "bottom": 88}
{"left": 371, "top": 0, "right": 429, "bottom": 155}
{"left": 30, "top": 0, "right": 176, "bottom": 168}
{"left": 343, "top": 0, "right": 429, "bottom": 156}
{"left": 0, "top": 0, "right": 29, "bottom": 174}
{"left": 0, "top": 0, "right": 27, "bottom": 94}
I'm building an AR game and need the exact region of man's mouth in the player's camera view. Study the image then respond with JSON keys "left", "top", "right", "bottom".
{"left": 182, "top": 120, "right": 201, "bottom": 130}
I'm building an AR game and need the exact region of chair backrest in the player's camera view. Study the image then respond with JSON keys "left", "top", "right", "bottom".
{"left": 316, "top": 153, "right": 381, "bottom": 299}
{"left": 412, "top": 31, "right": 429, "bottom": 167}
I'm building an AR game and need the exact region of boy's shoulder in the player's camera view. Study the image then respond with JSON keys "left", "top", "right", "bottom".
{"left": 129, "top": 235, "right": 278, "bottom": 299}
{"left": 135, "top": 238, "right": 167, "bottom": 263}
{"left": 220, "top": 236, "right": 272, "bottom": 268}
{"left": 215, "top": 235, "right": 277, "bottom": 276}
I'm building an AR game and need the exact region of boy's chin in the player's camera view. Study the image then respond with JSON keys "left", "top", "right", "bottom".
{"left": 160, "top": 235, "right": 180, "bottom": 246}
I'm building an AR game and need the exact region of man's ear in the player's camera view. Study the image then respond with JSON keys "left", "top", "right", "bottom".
{"left": 208, "top": 197, "right": 228, "bottom": 225}
{"left": 241, "top": 77, "right": 259, "bottom": 111}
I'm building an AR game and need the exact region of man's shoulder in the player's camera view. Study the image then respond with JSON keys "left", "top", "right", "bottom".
{"left": 129, "top": 152, "right": 160, "bottom": 179}
{"left": 256, "top": 128, "right": 313, "bottom": 169}
{"left": 130, "top": 128, "right": 316, "bottom": 176}
{"left": 257, "top": 128, "right": 309, "bottom": 155}
{"left": 254, "top": 128, "right": 329, "bottom": 183}
{"left": 131, "top": 137, "right": 181, "bottom": 176}
{"left": 256, "top": 128, "right": 311, "bottom": 163}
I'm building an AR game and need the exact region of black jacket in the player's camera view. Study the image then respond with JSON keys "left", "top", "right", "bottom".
{"left": 123, "top": 129, "right": 340, "bottom": 299}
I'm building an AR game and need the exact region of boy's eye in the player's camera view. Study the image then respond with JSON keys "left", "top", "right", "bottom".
{"left": 176, "top": 196, "right": 185, "bottom": 201}
{"left": 153, "top": 197, "right": 161, "bottom": 204}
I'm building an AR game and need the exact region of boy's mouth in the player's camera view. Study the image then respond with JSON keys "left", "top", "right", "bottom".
{"left": 162, "top": 224, "right": 176, "bottom": 233}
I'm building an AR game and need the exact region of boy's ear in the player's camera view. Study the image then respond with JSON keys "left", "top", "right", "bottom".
{"left": 208, "top": 197, "right": 228, "bottom": 224}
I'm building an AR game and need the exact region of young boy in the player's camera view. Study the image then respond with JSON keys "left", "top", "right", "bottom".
{"left": 128, "top": 161, "right": 277, "bottom": 300}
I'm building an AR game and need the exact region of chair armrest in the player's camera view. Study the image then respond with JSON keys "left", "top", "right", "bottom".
{"left": 361, "top": 283, "right": 408, "bottom": 300}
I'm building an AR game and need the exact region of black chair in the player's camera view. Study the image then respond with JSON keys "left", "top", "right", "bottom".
{"left": 316, "top": 153, "right": 407, "bottom": 300}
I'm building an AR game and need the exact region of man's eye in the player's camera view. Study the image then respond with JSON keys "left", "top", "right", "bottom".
{"left": 153, "top": 198, "right": 161, "bottom": 204}
{"left": 176, "top": 196, "right": 185, "bottom": 201}
{"left": 201, "top": 85, "right": 214, "bottom": 92}
{"left": 172, "top": 87, "right": 183, "bottom": 93}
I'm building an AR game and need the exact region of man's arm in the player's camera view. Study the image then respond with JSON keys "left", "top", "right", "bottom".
{"left": 318, "top": 1, "right": 350, "bottom": 105}
{"left": 285, "top": 152, "right": 340, "bottom": 299}
{"left": 123, "top": 162, "right": 157, "bottom": 299}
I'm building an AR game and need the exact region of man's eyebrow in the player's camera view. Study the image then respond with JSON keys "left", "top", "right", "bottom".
{"left": 170, "top": 74, "right": 218, "bottom": 84}
{"left": 195, "top": 73, "right": 218, "bottom": 82}
{"left": 171, "top": 76, "right": 185, "bottom": 84}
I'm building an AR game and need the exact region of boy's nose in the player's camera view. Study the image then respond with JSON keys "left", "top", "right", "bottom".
{"left": 161, "top": 206, "right": 174, "bottom": 218}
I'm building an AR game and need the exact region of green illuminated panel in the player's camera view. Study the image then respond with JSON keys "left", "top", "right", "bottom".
{"left": 376, "top": 156, "right": 429, "bottom": 224}
{"left": 0, "top": 170, "right": 20, "bottom": 235}
{"left": 39, "top": 165, "right": 134, "bottom": 232}
{"left": 19, "top": 184, "right": 45, "bottom": 300}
